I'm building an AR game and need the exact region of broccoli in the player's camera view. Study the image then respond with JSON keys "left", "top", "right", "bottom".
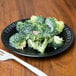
{"left": 16, "top": 21, "right": 35, "bottom": 35}
{"left": 37, "top": 38, "right": 48, "bottom": 53}
{"left": 30, "top": 16, "right": 46, "bottom": 35}
{"left": 30, "top": 15, "right": 38, "bottom": 24}
{"left": 55, "top": 20, "right": 64, "bottom": 33}
{"left": 27, "top": 39, "right": 40, "bottom": 51}
{"left": 16, "top": 21, "right": 25, "bottom": 32}
{"left": 52, "top": 36, "right": 64, "bottom": 49}
{"left": 9, "top": 15, "right": 65, "bottom": 54}
{"left": 27, "top": 38, "right": 48, "bottom": 54}
{"left": 43, "top": 26, "right": 55, "bottom": 37}
{"left": 45, "top": 17, "right": 64, "bottom": 35}
{"left": 9, "top": 33, "right": 26, "bottom": 49}
{"left": 29, "top": 31, "right": 43, "bottom": 41}
{"left": 45, "top": 17, "right": 57, "bottom": 33}
{"left": 30, "top": 15, "right": 45, "bottom": 25}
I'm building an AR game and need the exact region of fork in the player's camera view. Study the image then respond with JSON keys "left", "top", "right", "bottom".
{"left": 0, "top": 49, "right": 47, "bottom": 76}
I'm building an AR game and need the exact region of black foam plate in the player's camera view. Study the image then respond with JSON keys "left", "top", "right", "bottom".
{"left": 1, "top": 19, "right": 74, "bottom": 57}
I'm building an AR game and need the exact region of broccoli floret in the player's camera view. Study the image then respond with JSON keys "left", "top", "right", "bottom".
{"left": 43, "top": 26, "right": 55, "bottom": 37}
{"left": 16, "top": 21, "right": 35, "bottom": 35}
{"left": 45, "top": 17, "right": 58, "bottom": 36}
{"left": 30, "top": 15, "right": 38, "bottom": 24}
{"left": 9, "top": 33, "right": 26, "bottom": 49}
{"left": 30, "top": 16, "right": 45, "bottom": 33}
{"left": 45, "top": 17, "right": 56, "bottom": 31}
{"left": 52, "top": 36, "right": 63, "bottom": 49}
{"left": 45, "top": 17, "right": 64, "bottom": 36}
{"left": 36, "top": 16, "right": 45, "bottom": 24}
{"left": 55, "top": 20, "right": 64, "bottom": 33}
{"left": 28, "top": 39, "right": 40, "bottom": 50}
{"left": 16, "top": 21, "right": 25, "bottom": 32}
{"left": 29, "top": 31, "right": 43, "bottom": 41}
{"left": 27, "top": 38, "right": 48, "bottom": 54}
{"left": 30, "top": 15, "right": 45, "bottom": 25}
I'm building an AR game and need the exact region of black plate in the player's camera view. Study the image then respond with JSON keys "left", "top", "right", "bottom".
{"left": 1, "top": 19, "right": 74, "bottom": 57}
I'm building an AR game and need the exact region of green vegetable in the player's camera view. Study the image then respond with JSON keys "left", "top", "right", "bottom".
{"left": 29, "top": 32, "right": 43, "bottom": 41}
{"left": 9, "top": 15, "right": 65, "bottom": 54}
{"left": 56, "top": 20, "right": 64, "bottom": 33}
{"left": 28, "top": 38, "right": 48, "bottom": 54}
{"left": 52, "top": 36, "right": 63, "bottom": 49}
{"left": 16, "top": 21, "right": 25, "bottom": 32}
{"left": 45, "top": 17, "right": 64, "bottom": 35}
{"left": 16, "top": 21, "right": 34, "bottom": 35}
{"left": 37, "top": 38, "right": 48, "bottom": 53}
{"left": 9, "top": 33, "right": 26, "bottom": 49}
{"left": 30, "top": 15, "right": 44, "bottom": 25}
{"left": 45, "top": 17, "right": 57, "bottom": 35}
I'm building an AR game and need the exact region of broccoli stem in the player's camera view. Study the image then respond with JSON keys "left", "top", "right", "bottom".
{"left": 38, "top": 38, "right": 48, "bottom": 54}
{"left": 28, "top": 38, "right": 48, "bottom": 54}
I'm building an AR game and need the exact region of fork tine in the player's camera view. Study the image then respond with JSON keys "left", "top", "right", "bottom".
{"left": 0, "top": 53, "right": 3, "bottom": 56}
{"left": 0, "top": 50, "right": 5, "bottom": 54}
{"left": 0, "top": 54, "right": 3, "bottom": 56}
{"left": 0, "top": 49, "right": 8, "bottom": 54}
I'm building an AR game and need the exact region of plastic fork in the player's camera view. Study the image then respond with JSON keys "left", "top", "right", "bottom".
{"left": 0, "top": 49, "right": 47, "bottom": 76}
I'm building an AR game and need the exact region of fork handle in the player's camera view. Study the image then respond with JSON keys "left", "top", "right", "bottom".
{"left": 12, "top": 56, "right": 47, "bottom": 76}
